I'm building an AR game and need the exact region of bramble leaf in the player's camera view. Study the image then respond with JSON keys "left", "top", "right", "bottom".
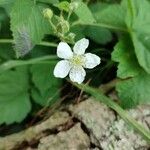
{"left": 125, "top": 0, "right": 150, "bottom": 74}
{"left": 112, "top": 36, "right": 141, "bottom": 79}
{"left": 0, "top": 67, "right": 31, "bottom": 124}
{"left": 30, "top": 63, "right": 61, "bottom": 106}
{"left": 112, "top": 36, "right": 150, "bottom": 108}
{"left": 116, "top": 71, "right": 150, "bottom": 108}
{"left": 84, "top": 26, "right": 112, "bottom": 44}
{"left": 74, "top": 2, "right": 95, "bottom": 24}
{"left": 10, "top": 0, "right": 50, "bottom": 57}
{"left": 90, "top": 3, "right": 126, "bottom": 29}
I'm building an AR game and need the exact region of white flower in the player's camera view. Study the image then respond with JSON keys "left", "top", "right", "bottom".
{"left": 53, "top": 38, "right": 101, "bottom": 84}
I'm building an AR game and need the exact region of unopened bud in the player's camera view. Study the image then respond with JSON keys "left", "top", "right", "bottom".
{"left": 70, "top": 2, "right": 79, "bottom": 11}
{"left": 68, "top": 33, "right": 75, "bottom": 40}
{"left": 57, "top": 19, "right": 70, "bottom": 34}
{"left": 62, "top": 20, "right": 70, "bottom": 33}
{"left": 43, "top": 8, "right": 53, "bottom": 19}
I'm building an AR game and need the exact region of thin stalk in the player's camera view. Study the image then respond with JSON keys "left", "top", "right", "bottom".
{"left": 0, "top": 55, "right": 57, "bottom": 74}
{"left": 67, "top": 11, "right": 72, "bottom": 21}
{"left": 34, "top": 0, "right": 36, "bottom": 4}
{"left": 0, "top": 39, "right": 57, "bottom": 47}
{"left": 72, "top": 21, "right": 128, "bottom": 32}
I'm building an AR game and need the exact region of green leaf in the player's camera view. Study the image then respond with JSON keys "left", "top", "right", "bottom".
{"left": 125, "top": 0, "right": 150, "bottom": 74}
{"left": 10, "top": 0, "right": 51, "bottom": 57}
{"left": 131, "top": 33, "right": 150, "bottom": 74}
{"left": 112, "top": 35, "right": 150, "bottom": 108}
{"left": 0, "top": 0, "right": 14, "bottom": 5}
{"left": 74, "top": 2, "right": 95, "bottom": 24}
{"left": 84, "top": 26, "right": 112, "bottom": 44}
{"left": 112, "top": 36, "right": 141, "bottom": 79}
{"left": 90, "top": 3, "right": 126, "bottom": 29}
{"left": 30, "top": 63, "right": 61, "bottom": 106}
{"left": 117, "top": 71, "right": 150, "bottom": 108}
{"left": 0, "top": 67, "right": 31, "bottom": 124}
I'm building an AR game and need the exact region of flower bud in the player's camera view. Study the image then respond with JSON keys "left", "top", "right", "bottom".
{"left": 61, "top": 20, "right": 70, "bottom": 33}
{"left": 57, "top": 19, "right": 70, "bottom": 34}
{"left": 43, "top": 8, "right": 53, "bottom": 19}
{"left": 67, "top": 33, "right": 75, "bottom": 41}
{"left": 69, "top": 2, "right": 79, "bottom": 11}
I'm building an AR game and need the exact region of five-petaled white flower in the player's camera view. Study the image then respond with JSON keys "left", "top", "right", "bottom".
{"left": 53, "top": 38, "right": 101, "bottom": 84}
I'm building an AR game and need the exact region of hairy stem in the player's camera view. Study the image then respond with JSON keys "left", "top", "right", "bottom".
{"left": 72, "top": 21, "right": 128, "bottom": 32}
{"left": 0, "top": 39, "right": 57, "bottom": 47}
{"left": 0, "top": 55, "right": 57, "bottom": 74}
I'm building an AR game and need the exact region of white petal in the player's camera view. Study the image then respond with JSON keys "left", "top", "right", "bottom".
{"left": 57, "top": 42, "right": 73, "bottom": 59}
{"left": 69, "top": 67, "right": 86, "bottom": 84}
{"left": 54, "top": 60, "right": 71, "bottom": 78}
{"left": 84, "top": 53, "right": 101, "bottom": 69}
{"left": 73, "top": 38, "right": 89, "bottom": 55}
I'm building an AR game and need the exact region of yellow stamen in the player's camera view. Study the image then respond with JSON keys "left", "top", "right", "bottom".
{"left": 70, "top": 55, "right": 85, "bottom": 66}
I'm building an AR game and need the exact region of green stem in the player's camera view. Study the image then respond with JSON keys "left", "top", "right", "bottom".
{"left": 0, "top": 39, "right": 57, "bottom": 47}
{"left": 48, "top": 20, "right": 57, "bottom": 33}
{"left": 67, "top": 11, "right": 72, "bottom": 21}
{"left": 38, "top": 41, "right": 57, "bottom": 47}
{"left": 0, "top": 55, "right": 57, "bottom": 74}
{"left": 72, "top": 82, "right": 150, "bottom": 143}
{"left": 72, "top": 21, "right": 128, "bottom": 32}
{"left": 34, "top": 0, "right": 36, "bottom": 4}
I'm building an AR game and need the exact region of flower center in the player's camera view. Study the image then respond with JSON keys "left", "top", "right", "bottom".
{"left": 70, "top": 55, "right": 85, "bottom": 67}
